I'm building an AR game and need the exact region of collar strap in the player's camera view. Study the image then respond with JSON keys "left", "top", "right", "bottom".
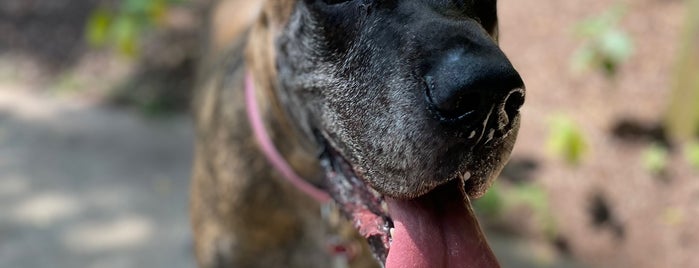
{"left": 245, "top": 72, "right": 331, "bottom": 203}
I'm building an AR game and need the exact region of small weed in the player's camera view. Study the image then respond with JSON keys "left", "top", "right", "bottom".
{"left": 509, "top": 184, "right": 558, "bottom": 238}
{"left": 86, "top": 0, "right": 182, "bottom": 57}
{"left": 571, "top": 3, "right": 633, "bottom": 78}
{"left": 547, "top": 115, "right": 588, "bottom": 166}
{"left": 641, "top": 143, "right": 669, "bottom": 175}
{"left": 474, "top": 181, "right": 557, "bottom": 239}
{"left": 684, "top": 141, "right": 699, "bottom": 170}
{"left": 473, "top": 183, "right": 504, "bottom": 218}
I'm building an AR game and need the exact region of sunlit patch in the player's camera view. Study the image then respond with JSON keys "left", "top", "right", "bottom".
{"left": 0, "top": 90, "right": 65, "bottom": 121}
{"left": 12, "top": 192, "right": 81, "bottom": 227}
{"left": 62, "top": 216, "right": 154, "bottom": 252}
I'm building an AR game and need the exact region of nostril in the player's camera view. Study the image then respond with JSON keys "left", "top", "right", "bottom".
{"left": 503, "top": 89, "right": 525, "bottom": 122}
{"left": 430, "top": 92, "right": 481, "bottom": 119}
{"left": 423, "top": 46, "right": 525, "bottom": 126}
{"left": 425, "top": 76, "right": 483, "bottom": 120}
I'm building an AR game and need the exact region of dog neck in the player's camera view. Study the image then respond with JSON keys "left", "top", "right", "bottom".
{"left": 245, "top": 72, "right": 330, "bottom": 203}
{"left": 245, "top": 7, "right": 327, "bottom": 200}
{"left": 238, "top": 1, "right": 323, "bottom": 192}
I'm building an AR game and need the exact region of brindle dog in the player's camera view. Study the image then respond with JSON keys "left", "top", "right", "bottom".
{"left": 191, "top": 0, "right": 525, "bottom": 267}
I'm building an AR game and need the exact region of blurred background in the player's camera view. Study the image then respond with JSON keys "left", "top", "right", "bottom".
{"left": 0, "top": 0, "right": 697, "bottom": 267}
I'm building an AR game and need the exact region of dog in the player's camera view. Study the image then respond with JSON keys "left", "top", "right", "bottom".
{"left": 190, "top": 0, "right": 525, "bottom": 267}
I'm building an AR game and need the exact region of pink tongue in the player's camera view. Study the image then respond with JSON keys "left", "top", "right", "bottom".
{"left": 385, "top": 181, "right": 499, "bottom": 268}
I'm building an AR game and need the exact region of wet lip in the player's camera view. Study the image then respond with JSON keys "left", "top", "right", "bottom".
{"left": 320, "top": 142, "right": 499, "bottom": 267}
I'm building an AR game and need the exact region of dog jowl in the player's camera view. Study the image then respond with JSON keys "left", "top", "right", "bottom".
{"left": 192, "top": 0, "right": 525, "bottom": 267}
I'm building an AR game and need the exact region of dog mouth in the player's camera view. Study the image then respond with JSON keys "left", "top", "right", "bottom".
{"left": 320, "top": 145, "right": 392, "bottom": 263}
{"left": 320, "top": 141, "right": 496, "bottom": 267}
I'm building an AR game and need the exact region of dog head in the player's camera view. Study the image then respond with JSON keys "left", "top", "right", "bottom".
{"left": 270, "top": 0, "right": 524, "bottom": 265}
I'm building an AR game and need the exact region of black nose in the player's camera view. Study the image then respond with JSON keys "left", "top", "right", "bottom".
{"left": 424, "top": 47, "right": 525, "bottom": 130}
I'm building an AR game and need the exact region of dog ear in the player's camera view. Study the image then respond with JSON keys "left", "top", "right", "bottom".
{"left": 475, "top": 0, "right": 499, "bottom": 41}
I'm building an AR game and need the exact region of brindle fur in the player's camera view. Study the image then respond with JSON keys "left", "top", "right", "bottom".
{"left": 191, "top": 1, "right": 377, "bottom": 266}
{"left": 191, "top": 0, "right": 519, "bottom": 267}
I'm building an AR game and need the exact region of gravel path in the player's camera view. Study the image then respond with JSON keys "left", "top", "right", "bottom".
{"left": 0, "top": 87, "right": 195, "bottom": 268}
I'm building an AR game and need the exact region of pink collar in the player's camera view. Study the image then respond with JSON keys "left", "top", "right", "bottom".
{"left": 245, "top": 72, "right": 331, "bottom": 203}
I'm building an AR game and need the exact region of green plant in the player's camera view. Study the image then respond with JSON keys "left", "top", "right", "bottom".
{"left": 509, "top": 184, "right": 557, "bottom": 238}
{"left": 473, "top": 183, "right": 504, "bottom": 218}
{"left": 474, "top": 180, "right": 559, "bottom": 239}
{"left": 641, "top": 143, "right": 669, "bottom": 175}
{"left": 571, "top": 3, "right": 633, "bottom": 78}
{"left": 86, "top": 0, "right": 182, "bottom": 56}
{"left": 547, "top": 115, "right": 588, "bottom": 166}
{"left": 685, "top": 141, "right": 699, "bottom": 170}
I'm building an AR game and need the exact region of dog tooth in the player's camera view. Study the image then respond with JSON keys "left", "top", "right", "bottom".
{"left": 469, "top": 130, "right": 477, "bottom": 139}
{"left": 390, "top": 228, "right": 395, "bottom": 238}
{"left": 381, "top": 202, "right": 389, "bottom": 213}
{"left": 462, "top": 171, "right": 471, "bottom": 181}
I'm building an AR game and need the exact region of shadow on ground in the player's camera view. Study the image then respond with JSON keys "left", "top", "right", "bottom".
{"left": 0, "top": 0, "right": 101, "bottom": 71}
{"left": 0, "top": 89, "right": 195, "bottom": 268}
{"left": 0, "top": 0, "right": 203, "bottom": 112}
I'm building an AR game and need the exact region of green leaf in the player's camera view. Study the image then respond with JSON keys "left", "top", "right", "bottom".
{"left": 600, "top": 29, "right": 633, "bottom": 62}
{"left": 85, "top": 9, "right": 112, "bottom": 47}
{"left": 685, "top": 141, "right": 699, "bottom": 170}
{"left": 510, "top": 185, "right": 548, "bottom": 213}
{"left": 147, "top": 0, "right": 167, "bottom": 22}
{"left": 571, "top": 45, "right": 597, "bottom": 72}
{"left": 642, "top": 143, "right": 669, "bottom": 174}
{"left": 509, "top": 184, "right": 558, "bottom": 238}
{"left": 123, "top": 0, "right": 151, "bottom": 14}
{"left": 84, "top": 0, "right": 184, "bottom": 56}
{"left": 547, "top": 115, "right": 588, "bottom": 165}
{"left": 473, "top": 183, "right": 503, "bottom": 217}
{"left": 570, "top": 3, "right": 633, "bottom": 78}
{"left": 575, "top": 16, "right": 609, "bottom": 38}
{"left": 111, "top": 15, "right": 139, "bottom": 56}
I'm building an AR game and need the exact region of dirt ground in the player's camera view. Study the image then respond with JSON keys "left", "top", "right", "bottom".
{"left": 0, "top": 0, "right": 697, "bottom": 267}
{"left": 499, "top": 0, "right": 699, "bottom": 267}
